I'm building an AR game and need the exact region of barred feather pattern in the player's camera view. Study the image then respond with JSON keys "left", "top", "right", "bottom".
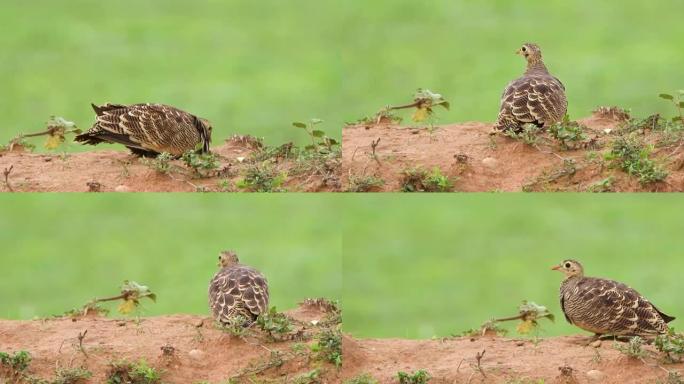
{"left": 494, "top": 46, "right": 567, "bottom": 133}
{"left": 75, "top": 103, "right": 211, "bottom": 156}
{"left": 560, "top": 276, "right": 673, "bottom": 336}
{"left": 208, "top": 264, "right": 269, "bottom": 326}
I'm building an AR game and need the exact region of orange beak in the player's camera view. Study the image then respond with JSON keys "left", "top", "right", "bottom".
{"left": 551, "top": 265, "right": 561, "bottom": 271}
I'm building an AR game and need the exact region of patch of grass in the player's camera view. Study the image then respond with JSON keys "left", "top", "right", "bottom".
{"left": 106, "top": 359, "right": 162, "bottom": 384}
{"left": 216, "top": 315, "right": 250, "bottom": 337}
{"left": 548, "top": 115, "right": 587, "bottom": 150}
{"left": 236, "top": 161, "right": 287, "bottom": 192}
{"left": 401, "top": 167, "right": 454, "bottom": 192}
{"left": 587, "top": 176, "right": 615, "bottom": 193}
{"left": 0, "top": 350, "right": 32, "bottom": 372}
{"left": 614, "top": 336, "right": 647, "bottom": 359}
{"left": 181, "top": 150, "right": 221, "bottom": 178}
{"left": 255, "top": 307, "right": 293, "bottom": 341}
{"left": 606, "top": 136, "right": 668, "bottom": 184}
{"left": 504, "top": 125, "right": 542, "bottom": 146}
{"left": 292, "top": 368, "right": 320, "bottom": 384}
{"left": 344, "top": 373, "right": 379, "bottom": 384}
{"left": 346, "top": 174, "right": 384, "bottom": 192}
{"left": 655, "top": 328, "right": 684, "bottom": 363}
{"left": 312, "top": 328, "right": 342, "bottom": 367}
{"left": 52, "top": 366, "right": 93, "bottom": 384}
{"left": 140, "top": 152, "right": 174, "bottom": 174}
{"left": 397, "top": 369, "right": 431, "bottom": 384}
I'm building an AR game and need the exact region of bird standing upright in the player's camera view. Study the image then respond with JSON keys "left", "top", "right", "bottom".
{"left": 494, "top": 43, "right": 567, "bottom": 134}
{"left": 208, "top": 250, "right": 269, "bottom": 326}
{"left": 552, "top": 259, "right": 675, "bottom": 339}
{"left": 75, "top": 103, "right": 212, "bottom": 157}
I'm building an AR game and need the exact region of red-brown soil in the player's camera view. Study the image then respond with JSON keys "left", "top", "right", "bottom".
{"left": 342, "top": 113, "right": 684, "bottom": 192}
{"left": 342, "top": 334, "right": 684, "bottom": 383}
{"left": 0, "top": 137, "right": 341, "bottom": 192}
{"left": 0, "top": 303, "right": 341, "bottom": 383}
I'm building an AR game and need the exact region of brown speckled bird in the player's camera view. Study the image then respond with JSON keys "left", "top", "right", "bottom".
{"left": 75, "top": 103, "right": 212, "bottom": 157}
{"left": 552, "top": 260, "right": 675, "bottom": 338}
{"left": 208, "top": 250, "right": 269, "bottom": 326}
{"left": 494, "top": 43, "right": 568, "bottom": 133}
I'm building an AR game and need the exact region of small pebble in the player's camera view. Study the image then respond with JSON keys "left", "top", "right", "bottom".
{"left": 589, "top": 340, "right": 602, "bottom": 348}
{"left": 482, "top": 157, "right": 498, "bottom": 169}
{"left": 114, "top": 185, "right": 130, "bottom": 192}
{"left": 188, "top": 349, "right": 205, "bottom": 360}
{"left": 586, "top": 369, "right": 606, "bottom": 382}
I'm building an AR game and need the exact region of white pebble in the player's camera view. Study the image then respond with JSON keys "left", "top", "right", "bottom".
{"left": 114, "top": 185, "right": 130, "bottom": 192}
{"left": 482, "top": 157, "right": 498, "bottom": 169}
{"left": 586, "top": 370, "right": 605, "bottom": 382}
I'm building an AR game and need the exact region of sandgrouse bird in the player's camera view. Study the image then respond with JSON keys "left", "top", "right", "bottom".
{"left": 552, "top": 259, "right": 674, "bottom": 338}
{"left": 208, "top": 250, "right": 269, "bottom": 326}
{"left": 75, "top": 103, "right": 212, "bottom": 157}
{"left": 494, "top": 43, "right": 567, "bottom": 134}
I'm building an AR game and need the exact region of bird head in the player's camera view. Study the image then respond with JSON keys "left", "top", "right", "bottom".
{"left": 551, "top": 259, "right": 584, "bottom": 278}
{"left": 218, "top": 250, "right": 239, "bottom": 268}
{"left": 516, "top": 43, "right": 543, "bottom": 63}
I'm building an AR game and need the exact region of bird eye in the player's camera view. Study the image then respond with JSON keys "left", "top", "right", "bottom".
{"left": 565, "top": 262, "right": 571, "bottom": 268}
{"left": 521, "top": 46, "right": 527, "bottom": 52}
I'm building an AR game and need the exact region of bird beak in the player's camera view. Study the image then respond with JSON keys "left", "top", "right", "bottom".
{"left": 551, "top": 265, "right": 561, "bottom": 271}
{"left": 515, "top": 49, "right": 522, "bottom": 56}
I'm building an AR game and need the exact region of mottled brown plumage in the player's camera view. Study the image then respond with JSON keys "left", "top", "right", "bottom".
{"left": 552, "top": 260, "right": 674, "bottom": 337}
{"left": 75, "top": 103, "right": 212, "bottom": 156}
{"left": 208, "top": 251, "right": 269, "bottom": 326}
{"left": 494, "top": 43, "right": 568, "bottom": 133}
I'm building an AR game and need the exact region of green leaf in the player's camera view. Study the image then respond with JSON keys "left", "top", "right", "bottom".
{"left": 304, "top": 145, "right": 317, "bottom": 151}
{"left": 292, "top": 122, "right": 307, "bottom": 128}
{"left": 311, "top": 130, "right": 325, "bottom": 138}
{"left": 679, "top": 101, "right": 684, "bottom": 108}
{"left": 310, "top": 118, "right": 323, "bottom": 125}
{"left": 659, "top": 93, "right": 674, "bottom": 100}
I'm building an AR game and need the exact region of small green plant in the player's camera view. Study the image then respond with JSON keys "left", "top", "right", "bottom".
{"left": 656, "top": 371, "right": 684, "bottom": 384}
{"left": 80, "top": 280, "right": 156, "bottom": 316}
{"left": 181, "top": 150, "right": 220, "bottom": 178}
{"left": 255, "top": 307, "right": 293, "bottom": 340}
{"left": 140, "top": 152, "right": 174, "bottom": 174}
{"left": 344, "top": 373, "right": 379, "bottom": 384}
{"left": 52, "top": 366, "right": 93, "bottom": 384}
{"left": 106, "top": 359, "right": 162, "bottom": 384}
{"left": 548, "top": 115, "right": 587, "bottom": 150}
{"left": 587, "top": 176, "right": 615, "bottom": 193}
{"left": 614, "top": 336, "right": 646, "bottom": 359}
{"left": 606, "top": 136, "right": 668, "bottom": 184}
{"left": 655, "top": 328, "right": 684, "bottom": 363}
{"left": 217, "top": 315, "right": 250, "bottom": 337}
{"left": 659, "top": 91, "right": 684, "bottom": 125}
{"left": 397, "top": 369, "right": 431, "bottom": 384}
{"left": 292, "top": 368, "right": 320, "bottom": 384}
{"left": 293, "top": 119, "right": 339, "bottom": 154}
{"left": 312, "top": 328, "right": 342, "bottom": 367}
{"left": 0, "top": 350, "right": 32, "bottom": 372}
{"left": 505, "top": 124, "right": 542, "bottom": 146}
{"left": 401, "top": 167, "right": 454, "bottom": 192}
{"left": 347, "top": 175, "right": 384, "bottom": 192}
{"left": 236, "top": 161, "right": 287, "bottom": 192}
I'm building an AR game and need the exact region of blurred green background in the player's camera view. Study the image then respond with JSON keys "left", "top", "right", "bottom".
{"left": 0, "top": 195, "right": 341, "bottom": 319}
{"left": 342, "top": 195, "right": 684, "bottom": 338}
{"left": 2, "top": 1, "right": 684, "bottom": 151}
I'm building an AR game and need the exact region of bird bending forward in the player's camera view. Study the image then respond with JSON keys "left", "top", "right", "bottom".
{"left": 552, "top": 259, "right": 674, "bottom": 338}
{"left": 494, "top": 43, "right": 567, "bottom": 134}
{"left": 208, "top": 250, "right": 269, "bottom": 326}
{"left": 75, "top": 103, "right": 212, "bottom": 157}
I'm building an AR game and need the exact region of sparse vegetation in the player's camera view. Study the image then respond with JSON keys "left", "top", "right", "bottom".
{"left": 51, "top": 366, "right": 93, "bottom": 384}
{"left": 347, "top": 174, "right": 384, "bottom": 192}
{"left": 655, "top": 328, "right": 684, "bottom": 363}
{"left": 548, "top": 115, "right": 588, "bottom": 150}
{"left": 397, "top": 369, "right": 431, "bottom": 384}
{"left": 292, "top": 368, "right": 321, "bottom": 384}
{"left": 0, "top": 350, "right": 32, "bottom": 372}
{"left": 140, "top": 152, "right": 174, "bottom": 174}
{"left": 401, "top": 167, "right": 454, "bottom": 192}
{"left": 106, "top": 359, "right": 162, "bottom": 384}
{"left": 606, "top": 135, "right": 668, "bottom": 184}
{"left": 344, "top": 373, "right": 379, "bottom": 384}
{"left": 236, "top": 160, "right": 287, "bottom": 192}
{"left": 587, "top": 176, "right": 615, "bottom": 193}
{"left": 614, "top": 336, "right": 646, "bottom": 359}
{"left": 312, "top": 328, "right": 342, "bottom": 367}
{"left": 181, "top": 149, "right": 221, "bottom": 178}
{"left": 504, "top": 125, "right": 542, "bottom": 146}
{"left": 256, "top": 307, "right": 294, "bottom": 341}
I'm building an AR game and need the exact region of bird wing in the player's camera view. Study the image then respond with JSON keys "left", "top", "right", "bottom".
{"left": 500, "top": 75, "right": 567, "bottom": 125}
{"left": 560, "top": 294, "right": 573, "bottom": 324}
{"left": 236, "top": 266, "right": 270, "bottom": 316}
{"left": 579, "top": 277, "right": 670, "bottom": 335}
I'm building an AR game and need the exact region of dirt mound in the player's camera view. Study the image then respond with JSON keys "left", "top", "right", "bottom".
{"left": 0, "top": 303, "right": 341, "bottom": 383}
{"left": 343, "top": 113, "right": 684, "bottom": 192}
{"left": 342, "top": 334, "right": 683, "bottom": 383}
{"left": 0, "top": 137, "right": 341, "bottom": 192}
